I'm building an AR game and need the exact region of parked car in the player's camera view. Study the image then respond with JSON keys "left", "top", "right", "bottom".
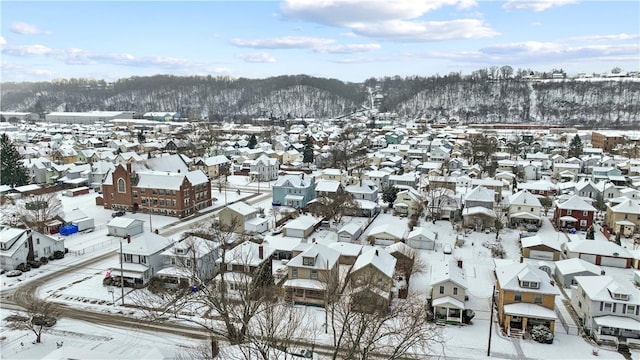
{"left": 443, "top": 244, "right": 452, "bottom": 254}
{"left": 5, "top": 270, "right": 23, "bottom": 277}
{"left": 112, "top": 210, "right": 126, "bottom": 218}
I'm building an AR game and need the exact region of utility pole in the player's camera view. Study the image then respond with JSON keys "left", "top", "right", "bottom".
{"left": 120, "top": 240, "right": 125, "bottom": 305}
{"left": 487, "top": 285, "right": 495, "bottom": 356}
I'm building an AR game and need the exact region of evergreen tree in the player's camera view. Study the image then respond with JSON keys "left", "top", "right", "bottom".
{"left": 382, "top": 186, "right": 400, "bottom": 206}
{"left": 568, "top": 134, "right": 583, "bottom": 158}
{"left": 302, "top": 136, "right": 314, "bottom": 164}
{"left": 0, "top": 134, "right": 29, "bottom": 187}
{"left": 247, "top": 134, "right": 257, "bottom": 149}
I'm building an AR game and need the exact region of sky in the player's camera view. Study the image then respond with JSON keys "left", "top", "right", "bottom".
{"left": 1, "top": 0, "right": 639, "bottom": 83}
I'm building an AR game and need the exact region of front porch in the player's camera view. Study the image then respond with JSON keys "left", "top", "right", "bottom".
{"left": 503, "top": 303, "right": 557, "bottom": 338}
{"left": 432, "top": 296, "right": 464, "bottom": 324}
{"left": 284, "top": 278, "right": 326, "bottom": 307}
{"left": 592, "top": 315, "right": 640, "bottom": 348}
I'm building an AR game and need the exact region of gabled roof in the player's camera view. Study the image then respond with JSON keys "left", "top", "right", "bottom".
{"left": 509, "top": 189, "right": 542, "bottom": 207}
{"left": 385, "top": 241, "right": 416, "bottom": 259}
{"left": 369, "top": 223, "right": 405, "bottom": 240}
{"left": 287, "top": 243, "right": 340, "bottom": 270}
{"left": 565, "top": 239, "right": 632, "bottom": 258}
{"left": 556, "top": 195, "right": 597, "bottom": 211}
{"left": 120, "top": 232, "right": 174, "bottom": 256}
{"left": 315, "top": 179, "right": 341, "bottom": 193}
{"left": 465, "top": 185, "right": 495, "bottom": 203}
{"left": 575, "top": 275, "right": 640, "bottom": 304}
{"left": 407, "top": 227, "right": 436, "bottom": 241}
{"left": 274, "top": 174, "right": 313, "bottom": 188}
{"left": 430, "top": 261, "right": 467, "bottom": 289}
{"left": 225, "top": 201, "right": 257, "bottom": 216}
{"left": 521, "top": 235, "right": 561, "bottom": 252}
{"left": 223, "top": 241, "right": 275, "bottom": 267}
{"left": 554, "top": 258, "right": 601, "bottom": 275}
{"left": 495, "top": 262, "right": 559, "bottom": 294}
{"left": 610, "top": 199, "right": 640, "bottom": 215}
{"left": 352, "top": 247, "right": 396, "bottom": 278}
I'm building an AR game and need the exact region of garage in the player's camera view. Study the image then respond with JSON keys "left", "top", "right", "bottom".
{"left": 599, "top": 256, "right": 628, "bottom": 268}
{"left": 579, "top": 253, "right": 597, "bottom": 264}
{"left": 529, "top": 250, "right": 554, "bottom": 261}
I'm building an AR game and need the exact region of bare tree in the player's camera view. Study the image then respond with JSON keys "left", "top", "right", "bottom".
{"left": 425, "top": 180, "right": 454, "bottom": 223}
{"left": 308, "top": 190, "right": 357, "bottom": 225}
{"left": 7, "top": 299, "right": 60, "bottom": 343}
{"left": 18, "top": 192, "right": 63, "bottom": 233}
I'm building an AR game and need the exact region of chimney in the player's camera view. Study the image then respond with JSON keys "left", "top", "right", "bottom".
{"left": 258, "top": 244, "right": 264, "bottom": 259}
{"left": 519, "top": 256, "right": 523, "bottom": 263}
{"left": 457, "top": 259, "right": 463, "bottom": 268}
{"left": 126, "top": 162, "right": 132, "bottom": 173}
{"left": 375, "top": 249, "right": 379, "bottom": 256}
{"left": 126, "top": 234, "right": 131, "bottom": 243}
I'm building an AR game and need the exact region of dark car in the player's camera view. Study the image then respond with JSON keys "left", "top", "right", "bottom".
{"left": 111, "top": 210, "right": 126, "bottom": 218}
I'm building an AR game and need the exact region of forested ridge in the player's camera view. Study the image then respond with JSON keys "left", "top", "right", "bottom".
{"left": 2, "top": 73, "right": 639, "bottom": 125}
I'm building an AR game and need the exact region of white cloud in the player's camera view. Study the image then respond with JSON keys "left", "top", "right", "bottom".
{"left": 10, "top": 22, "right": 51, "bottom": 35}
{"left": 0, "top": 62, "right": 53, "bottom": 79}
{"left": 281, "top": 0, "right": 476, "bottom": 25}
{"left": 279, "top": 0, "right": 491, "bottom": 42}
{"left": 567, "top": 33, "right": 640, "bottom": 42}
{"left": 0, "top": 36, "right": 6, "bottom": 48}
{"left": 315, "top": 43, "right": 381, "bottom": 54}
{"left": 350, "top": 19, "right": 499, "bottom": 41}
{"left": 502, "top": 0, "right": 577, "bottom": 12}
{"left": 237, "top": 52, "right": 276, "bottom": 63}
{"left": 3, "top": 44, "right": 53, "bottom": 56}
{"left": 230, "top": 36, "right": 335, "bottom": 49}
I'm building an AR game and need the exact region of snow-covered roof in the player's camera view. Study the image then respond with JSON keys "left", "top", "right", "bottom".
{"left": 352, "top": 247, "right": 397, "bottom": 278}
{"left": 509, "top": 190, "right": 542, "bottom": 207}
{"left": 107, "top": 217, "right": 143, "bottom": 228}
{"left": 554, "top": 258, "right": 601, "bottom": 276}
{"left": 369, "top": 223, "right": 405, "bottom": 240}
{"left": 407, "top": 227, "right": 436, "bottom": 241}
{"left": 337, "top": 222, "right": 362, "bottom": 235}
{"left": 223, "top": 241, "right": 275, "bottom": 267}
{"left": 495, "top": 262, "right": 559, "bottom": 295}
{"left": 503, "top": 303, "right": 557, "bottom": 320}
{"left": 225, "top": 201, "right": 257, "bottom": 216}
{"left": 594, "top": 315, "right": 640, "bottom": 332}
{"left": 575, "top": 275, "right": 640, "bottom": 304}
{"left": 287, "top": 243, "right": 340, "bottom": 270}
{"left": 609, "top": 199, "right": 640, "bottom": 214}
{"left": 521, "top": 235, "right": 561, "bottom": 251}
{"left": 564, "top": 239, "right": 632, "bottom": 258}
{"left": 430, "top": 261, "right": 467, "bottom": 289}
{"left": 386, "top": 242, "right": 416, "bottom": 259}
{"left": 465, "top": 186, "right": 495, "bottom": 203}
{"left": 315, "top": 179, "right": 341, "bottom": 193}
{"left": 556, "top": 195, "right": 597, "bottom": 211}
{"left": 120, "top": 232, "right": 174, "bottom": 256}
{"left": 283, "top": 215, "right": 318, "bottom": 230}
{"left": 328, "top": 242, "right": 363, "bottom": 257}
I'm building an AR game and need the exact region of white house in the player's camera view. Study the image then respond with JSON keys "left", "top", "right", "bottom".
{"left": 157, "top": 235, "right": 221, "bottom": 288}
{"left": 30, "top": 231, "right": 65, "bottom": 260}
{"left": 110, "top": 232, "right": 174, "bottom": 287}
{"left": 0, "top": 226, "right": 30, "bottom": 271}
{"left": 508, "top": 190, "right": 542, "bottom": 227}
{"left": 107, "top": 217, "right": 145, "bottom": 237}
{"left": 406, "top": 227, "right": 437, "bottom": 250}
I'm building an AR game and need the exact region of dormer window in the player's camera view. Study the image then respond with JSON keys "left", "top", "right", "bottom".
{"left": 303, "top": 256, "right": 315, "bottom": 266}
{"left": 611, "top": 292, "right": 630, "bottom": 301}
{"left": 176, "top": 248, "right": 185, "bottom": 255}
{"left": 520, "top": 280, "right": 540, "bottom": 289}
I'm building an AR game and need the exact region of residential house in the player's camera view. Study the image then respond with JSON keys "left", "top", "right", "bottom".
{"left": 337, "top": 222, "right": 363, "bottom": 242}
{"left": 249, "top": 154, "right": 279, "bottom": 181}
{"left": 388, "top": 172, "right": 418, "bottom": 189}
{"left": 508, "top": 190, "right": 542, "bottom": 227}
{"left": 271, "top": 174, "right": 316, "bottom": 208}
{"left": 284, "top": 243, "right": 340, "bottom": 306}
{"left": 349, "top": 247, "right": 397, "bottom": 313}
{"left": 110, "top": 232, "right": 174, "bottom": 287}
{"left": 216, "top": 241, "right": 275, "bottom": 295}
{"left": 157, "top": 235, "right": 221, "bottom": 288}
{"left": 495, "top": 262, "right": 560, "bottom": 337}
{"left": 553, "top": 195, "right": 597, "bottom": 231}
{"left": 0, "top": 226, "right": 30, "bottom": 271}
{"left": 195, "top": 155, "right": 231, "bottom": 179}
{"left": 364, "top": 170, "right": 390, "bottom": 190}
{"left": 463, "top": 186, "right": 497, "bottom": 228}
{"left": 218, "top": 201, "right": 268, "bottom": 234}
{"left": 592, "top": 167, "right": 622, "bottom": 183}
{"left": 328, "top": 242, "right": 363, "bottom": 265}
{"left": 345, "top": 179, "right": 379, "bottom": 202}
{"left": 319, "top": 168, "right": 348, "bottom": 184}
{"left": 605, "top": 199, "right": 640, "bottom": 237}
{"left": 314, "top": 179, "right": 343, "bottom": 199}
{"left": 571, "top": 276, "right": 640, "bottom": 345}
{"left": 393, "top": 189, "right": 423, "bottom": 217}
{"left": 430, "top": 261, "right": 468, "bottom": 323}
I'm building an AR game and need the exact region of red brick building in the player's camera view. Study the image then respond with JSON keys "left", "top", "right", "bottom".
{"left": 553, "top": 195, "right": 597, "bottom": 231}
{"left": 102, "top": 163, "right": 211, "bottom": 218}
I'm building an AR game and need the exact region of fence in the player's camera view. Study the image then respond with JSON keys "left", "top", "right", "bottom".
{"left": 555, "top": 305, "right": 580, "bottom": 335}
{"left": 69, "top": 238, "right": 118, "bottom": 256}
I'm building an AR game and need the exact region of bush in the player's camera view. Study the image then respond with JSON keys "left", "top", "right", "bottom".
{"left": 53, "top": 250, "right": 64, "bottom": 259}
{"left": 530, "top": 324, "right": 554, "bottom": 344}
{"left": 39, "top": 257, "right": 49, "bottom": 264}
{"left": 27, "top": 260, "right": 41, "bottom": 268}
{"left": 16, "top": 263, "right": 31, "bottom": 272}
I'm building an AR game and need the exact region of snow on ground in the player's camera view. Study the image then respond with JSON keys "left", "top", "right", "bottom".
{"left": 0, "top": 318, "right": 190, "bottom": 359}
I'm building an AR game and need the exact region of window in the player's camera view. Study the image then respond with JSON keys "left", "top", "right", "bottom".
{"left": 522, "top": 281, "right": 530, "bottom": 288}
{"left": 534, "top": 295, "right": 543, "bottom": 304}
{"left": 171, "top": 258, "right": 176, "bottom": 265}
{"left": 311, "top": 270, "right": 318, "bottom": 279}
{"left": 514, "top": 291, "right": 522, "bottom": 301}
{"left": 627, "top": 305, "right": 636, "bottom": 314}
{"left": 567, "top": 209, "right": 572, "bottom": 215}
{"left": 186, "top": 259, "right": 192, "bottom": 267}
{"left": 580, "top": 220, "right": 587, "bottom": 227}
{"left": 303, "top": 257, "right": 315, "bottom": 266}
{"left": 583, "top": 211, "right": 589, "bottom": 216}
{"left": 453, "top": 287, "right": 458, "bottom": 295}
{"left": 226, "top": 263, "right": 232, "bottom": 271}
{"left": 292, "top": 268, "right": 298, "bottom": 278}
{"left": 117, "top": 178, "right": 126, "bottom": 193}
{"left": 604, "top": 303, "right": 613, "bottom": 312}
{"left": 36, "top": 238, "right": 40, "bottom": 245}
{"left": 439, "top": 286, "right": 445, "bottom": 294}
{"left": 139, "top": 256, "right": 146, "bottom": 264}
{"left": 124, "top": 254, "right": 132, "bottom": 262}
{"left": 133, "top": 191, "right": 138, "bottom": 198}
